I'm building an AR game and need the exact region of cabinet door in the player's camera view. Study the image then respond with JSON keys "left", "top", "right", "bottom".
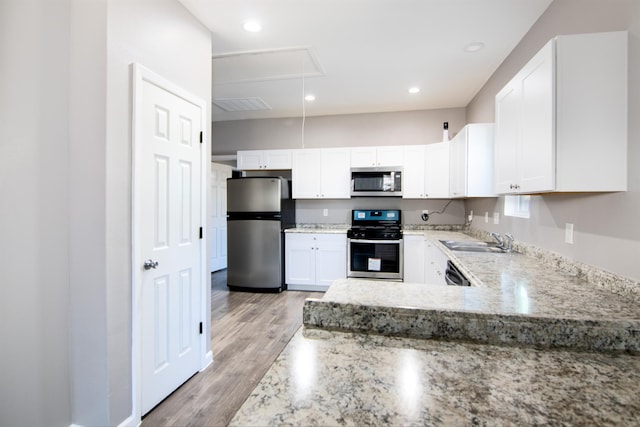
{"left": 320, "top": 148, "right": 351, "bottom": 198}
{"left": 285, "top": 234, "right": 316, "bottom": 286}
{"left": 376, "top": 146, "right": 404, "bottom": 167}
{"left": 403, "top": 235, "right": 426, "bottom": 283}
{"left": 315, "top": 234, "right": 347, "bottom": 286}
{"left": 236, "top": 150, "right": 264, "bottom": 170}
{"left": 292, "top": 149, "right": 322, "bottom": 198}
{"left": 518, "top": 41, "right": 554, "bottom": 193}
{"left": 494, "top": 81, "right": 521, "bottom": 193}
{"left": 425, "top": 242, "right": 448, "bottom": 286}
{"left": 424, "top": 142, "right": 449, "bottom": 198}
{"left": 263, "top": 150, "right": 292, "bottom": 169}
{"left": 449, "top": 129, "right": 467, "bottom": 198}
{"left": 402, "top": 145, "right": 426, "bottom": 199}
{"left": 350, "top": 147, "right": 377, "bottom": 167}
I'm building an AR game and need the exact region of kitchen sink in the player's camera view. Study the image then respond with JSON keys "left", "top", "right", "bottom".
{"left": 439, "top": 240, "right": 510, "bottom": 253}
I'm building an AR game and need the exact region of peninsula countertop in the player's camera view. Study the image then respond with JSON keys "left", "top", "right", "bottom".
{"left": 304, "top": 230, "right": 640, "bottom": 351}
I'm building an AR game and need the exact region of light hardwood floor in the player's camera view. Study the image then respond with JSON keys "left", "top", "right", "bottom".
{"left": 141, "top": 270, "right": 321, "bottom": 427}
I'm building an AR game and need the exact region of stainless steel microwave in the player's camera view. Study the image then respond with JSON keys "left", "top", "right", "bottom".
{"left": 350, "top": 167, "right": 402, "bottom": 197}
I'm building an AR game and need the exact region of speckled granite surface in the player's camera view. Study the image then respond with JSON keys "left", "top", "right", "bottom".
{"left": 230, "top": 328, "right": 640, "bottom": 426}
{"left": 285, "top": 224, "right": 350, "bottom": 233}
{"left": 303, "top": 230, "right": 640, "bottom": 351}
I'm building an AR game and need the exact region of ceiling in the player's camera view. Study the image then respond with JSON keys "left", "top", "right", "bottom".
{"left": 177, "top": 0, "right": 553, "bottom": 122}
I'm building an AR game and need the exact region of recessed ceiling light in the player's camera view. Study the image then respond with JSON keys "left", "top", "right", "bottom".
{"left": 464, "top": 42, "right": 485, "bottom": 53}
{"left": 243, "top": 20, "right": 261, "bottom": 32}
{"left": 305, "top": 94, "right": 316, "bottom": 102}
{"left": 408, "top": 87, "right": 420, "bottom": 94}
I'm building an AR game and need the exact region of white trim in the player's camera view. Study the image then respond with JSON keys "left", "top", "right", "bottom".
{"left": 117, "top": 414, "right": 140, "bottom": 427}
{"left": 130, "top": 63, "right": 209, "bottom": 423}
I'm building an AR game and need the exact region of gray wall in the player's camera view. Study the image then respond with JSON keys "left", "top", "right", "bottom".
{"left": 104, "top": 1, "right": 212, "bottom": 424}
{"left": 212, "top": 108, "right": 466, "bottom": 154}
{"left": 0, "top": 1, "right": 71, "bottom": 426}
{"left": 0, "top": 0, "right": 212, "bottom": 426}
{"left": 466, "top": 0, "right": 639, "bottom": 281}
{"left": 214, "top": 108, "right": 469, "bottom": 225}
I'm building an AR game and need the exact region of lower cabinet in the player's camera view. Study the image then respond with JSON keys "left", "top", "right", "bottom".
{"left": 403, "top": 235, "right": 448, "bottom": 286}
{"left": 285, "top": 233, "right": 347, "bottom": 291}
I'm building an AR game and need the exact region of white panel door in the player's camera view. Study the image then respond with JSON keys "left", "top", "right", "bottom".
{"left": 209, "top": 162, "right": 232, "bottom": 272}
{"left": 139, "top": 78, "right": 202, "bottom": 414}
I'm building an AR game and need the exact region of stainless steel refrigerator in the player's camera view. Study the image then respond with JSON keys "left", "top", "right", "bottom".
{"left": 226, "top": 177, "right": 295, "bottom": 292}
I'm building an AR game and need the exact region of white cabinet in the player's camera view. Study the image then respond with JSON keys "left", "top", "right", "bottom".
{"left": 449, "top": 124, "right": 494, "bottom": 198}
{"left": 402, "top": 142, "right": 450, "bottom": 199}
{"left": 494, "top": 31, "right": 628, "bottom": 194}
{"left": 292, "top": 148, "right": 351, "bottom": 199}
{"left": 285, "top": 233, "right": 347, "bottom": 291}
{"left": 424, "top": 241, "right": 448, "bottom": 285}
{"left": 403, "top": 235, "right": 448, "bottom": 286}
{"left": 350, "top": 146, "right": 404, "bottom": 167}
{"left": 237, "top": 149, "right": 292, "bottom": 170}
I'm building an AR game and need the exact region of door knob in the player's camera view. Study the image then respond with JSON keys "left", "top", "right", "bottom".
{"left": 143, "top": 259, "right": 159, "bottom": 270}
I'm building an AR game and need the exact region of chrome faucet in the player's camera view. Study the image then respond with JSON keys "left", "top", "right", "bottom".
{"left": 491, "top": 232, "right": 514, "bottom": 252}
{"left": 490, "top": 232, "right": 504, "bottom": 246}
{"left": 504, "top": 233, "right": 514, "bottom": 252}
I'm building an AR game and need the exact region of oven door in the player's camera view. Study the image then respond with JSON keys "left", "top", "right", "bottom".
{"left": 347, "top": 238, "right": 403, "bottom": 280}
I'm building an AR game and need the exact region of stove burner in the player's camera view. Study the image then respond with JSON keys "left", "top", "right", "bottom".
{"left": 348, "top": 209, "right": 402, "bottom": 240}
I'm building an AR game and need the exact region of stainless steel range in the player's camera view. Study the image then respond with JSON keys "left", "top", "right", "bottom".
{"left": 347, "top": 209, "right": 403, "bottom": 280}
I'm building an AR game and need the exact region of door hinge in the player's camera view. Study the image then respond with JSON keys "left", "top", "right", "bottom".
{"left": 199, "top": 227, "right": 203, "bottom": 239}
{"left": 199, "top": 131, "right": 203, "bottom": 143}
{"left": 199, "top": 322, "right": 203, "bottom": 334}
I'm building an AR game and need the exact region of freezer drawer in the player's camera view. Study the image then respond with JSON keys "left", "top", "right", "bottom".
{"left": 227, "top": 219, "right": 284, "bottom": 290}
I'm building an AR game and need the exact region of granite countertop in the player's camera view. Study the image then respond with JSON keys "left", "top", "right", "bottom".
{"left": 230, "top": 230, "right": 640, "bottom": 425}
{"left": 230, "top": 328, "right": 640, "bottom": 426}
{"left": 285, "top": 224, "right": 350, "bottom": 233}
{"left": 304, "top": 230, "right": 640, "bottom": 351}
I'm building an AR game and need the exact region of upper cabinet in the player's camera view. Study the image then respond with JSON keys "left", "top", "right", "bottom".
{"left": 292, "top": 148, "right": 351, "bottom": 199}
{"left": 237, "top": 149, "right": 292, "bottom": 170}
{"left": 402, "top": 142, "right": 450, "bottom": 199}
{"left": 494, "top": 31, "right": 628, "bottom": 194}
{"left": 449, "top": 124, "right": 494, "bottom": 198}
{"left": 350, "top": 146, "right": 404, "bottom": 167}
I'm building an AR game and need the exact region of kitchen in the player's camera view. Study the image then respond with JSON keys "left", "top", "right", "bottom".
{"left": 2, "top": 0, "right": 639, "bottom": 426}
{"left": 209, "top": 0, "right": 639, "bottom": 424}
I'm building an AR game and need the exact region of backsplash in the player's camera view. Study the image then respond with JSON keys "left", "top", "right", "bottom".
{"left": 295, "top": 198, "right": 466, "bottom": 226}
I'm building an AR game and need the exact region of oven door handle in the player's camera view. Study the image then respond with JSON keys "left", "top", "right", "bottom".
{"left": 348, "top": 239, "right": 402, "bottom": 244}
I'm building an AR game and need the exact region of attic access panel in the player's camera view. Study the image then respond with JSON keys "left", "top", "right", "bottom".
{"left": 212, "top": 46, "right": 325, "bottom": 84}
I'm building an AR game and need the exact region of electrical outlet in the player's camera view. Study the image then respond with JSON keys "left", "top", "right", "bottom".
{"left": 468, "top": 210, "right": 474, "bottom": 222}
{"left": 565, "top": 223, "right": 574, "bottom": 244}
{"left": 484, "top": 212, "right": 489, "bottom": 223}
{"left": 493, "top": 212, "right": 500, "bottom": 225}
{"left": 323, "top": 208, "right": 329, "bottom": 217}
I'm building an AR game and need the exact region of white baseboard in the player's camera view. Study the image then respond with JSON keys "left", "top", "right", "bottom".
{"left": 117, "top": 414, "right": 140, "bottom": 427}
{"left": 201, "top": 350, "right": 213, "bottom": 371}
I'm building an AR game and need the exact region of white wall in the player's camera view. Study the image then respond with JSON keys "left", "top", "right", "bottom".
{"left": 0, "top": 0, "right": 72, "bottom": 425}
{"left": 465, "top": 0, "right": 640, "bottom": 281}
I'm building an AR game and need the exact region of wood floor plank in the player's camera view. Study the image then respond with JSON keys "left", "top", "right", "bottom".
{"left": 141, "top": 270, "right": 321, "bottom": 427}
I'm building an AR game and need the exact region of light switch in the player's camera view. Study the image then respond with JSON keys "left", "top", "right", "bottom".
{"left": 323, "top": 208, "right": 328, "bottom": 217}
{"left": 493, "top": 212, "right": 500, "bottom": 225}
